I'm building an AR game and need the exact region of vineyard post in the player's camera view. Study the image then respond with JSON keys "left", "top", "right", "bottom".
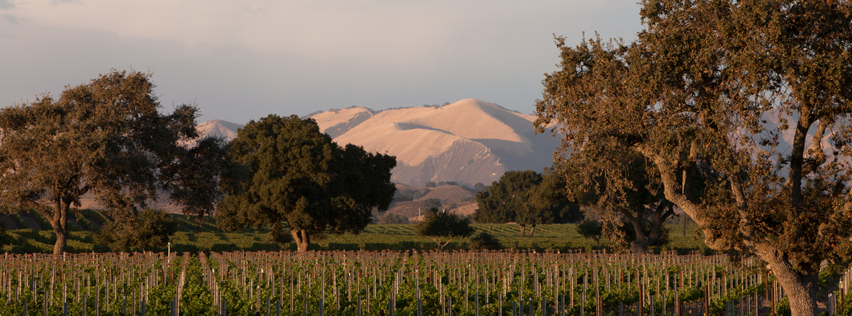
{"left": 465, "top": 280, "right": 469, "bottom": 310}
{"left": 772, "top": 279, "right": 776, "bottom": 316}
{"left": 639, "top": 282, "right": 643, "bottom": 316}
{"left": 595, "top": 268, "right": 600, "bottom": 316}
{"left": 498, "top": 291, "right": 502, "bottom": 315}
{"left": 675, "top": 289, "right": 679, "bottom": 316}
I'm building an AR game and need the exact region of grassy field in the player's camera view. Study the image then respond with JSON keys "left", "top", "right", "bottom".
{"left": 0, "top": 209, "right": 708, "bottom": 254}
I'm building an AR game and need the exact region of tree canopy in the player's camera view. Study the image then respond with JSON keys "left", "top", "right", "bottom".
{"left": 0, "top": 70, "right": 216, "bottom": 254}
{"left": 414, "top": 208, "right": 475, "bottom": 251}
{"left": 474, "top": 170, "right": 580, "bottom": 237}
{"left": 534, "top": 1, "right": 852, "bottom": 314}
{"left": 564, "top": 150, "right": 675, "bottom": 254}
{"left": 216, "top": 114, "right": 397, "bottom": 252}
{"left": 575, "top": 219, "right": 603, "bottom": 248}
{"left": 94, "top": 208, "right": 178, "bottom": 252}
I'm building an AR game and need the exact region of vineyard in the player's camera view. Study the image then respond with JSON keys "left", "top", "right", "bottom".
{"left": 1, "top": 250, "right": 848, "bottom": 316}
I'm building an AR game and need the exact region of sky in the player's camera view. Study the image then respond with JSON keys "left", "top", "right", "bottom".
{"left": 0, "top": 0, "right": 644, "bottom": 123}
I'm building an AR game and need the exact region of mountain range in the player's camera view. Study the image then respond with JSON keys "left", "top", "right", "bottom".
{"left": 199, "top": 98, "right": 562, "bottom": 186}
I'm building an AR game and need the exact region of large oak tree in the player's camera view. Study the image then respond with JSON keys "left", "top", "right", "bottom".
{"left": 474, "top": 170, "right": 580, "bottom": 237}
{"left": 215, "top": 114, "right": 396, "bottom": 252}
{"left": 565, "top": 150, "right": 675, "bottom": 254}
{"left": 0, "top": 70, "right": 216, "bottom": 254}
{"left": 535, "top": 1, "right": 852, "bottom": 315}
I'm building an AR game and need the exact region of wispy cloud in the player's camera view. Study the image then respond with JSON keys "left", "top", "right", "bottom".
{"left": 0, "top": 0, "right": 14, "bottom": 10}
{"left": 0, "top": 0, "right": 644, "bottom": 122}
{"left": 51, "top": 0, "right": 83, "bottom": 5}
{"left": 1, "top": 14, "right": 18, "bottom": 25}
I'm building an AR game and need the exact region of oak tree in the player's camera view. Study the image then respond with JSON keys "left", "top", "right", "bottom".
{"left": 565, "top": 150, "right": 675, "bottom": 254}
{"left": 535, "top": 1, "right": 852, "bottom": 314}
{"left": 0, "top": 70, "right": 212, "bottom": 254}
{"left": 215, "top": 114, "right": 396, "bottom": 252}
{"left": 94, "top": 208, "right": 178, "bottom": 252}
{"left": 575, "top": 219, "right": 603, "bottom": 248}
{"left": 415, "top": 208, "right": 475, "bottom": 251}
{"left": 474, "top": 170, "right": 580, "bottom": 237}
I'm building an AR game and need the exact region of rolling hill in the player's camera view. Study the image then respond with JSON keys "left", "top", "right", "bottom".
{"left": 310, "top": 99, "right": 561, "bottom": 186}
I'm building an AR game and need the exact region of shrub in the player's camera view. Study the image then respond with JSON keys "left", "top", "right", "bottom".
{"left": 94, "top": 208, "right": 177, "bottom": 252}
{"left": 469, "top": 232, "right": 502, "bottom": 251}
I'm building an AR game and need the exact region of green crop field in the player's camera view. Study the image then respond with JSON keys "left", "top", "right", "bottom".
{"left": 0, "top": 248, "right": 827, "bottom": 315}
{"left": 0, "top": 209, "right": 708, "bottom": 254}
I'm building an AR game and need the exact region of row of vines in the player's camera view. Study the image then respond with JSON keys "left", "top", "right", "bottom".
{"left": 0, "top": 250, "right": 848, "bottom": 315}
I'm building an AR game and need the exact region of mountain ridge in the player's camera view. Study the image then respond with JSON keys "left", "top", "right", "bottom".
{"left": 190, "top": 99, "right": 561, "bottom": 186}
{"left": 312, "top": 99, "right": 561, "bottom": 186}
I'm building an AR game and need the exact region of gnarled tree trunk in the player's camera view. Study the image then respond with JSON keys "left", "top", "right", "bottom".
{"left": 647, "top": 147, "right": 820, "bottom": 316}
{"left": 290, "top": 229, "right": 311, "bottom": 252}
{"left": 760, "top": 248, "right": 818, "bottom": 316}
{"left": 529, "top": 225, "right": 536, "bottom": 237}
{"left": 48, "top": 200, "right": 69, "bottom": 255}
{"left": 626, "top": 218, "right": 657, "bottom": 255}
{"left": 519, "top": 224, "right": 525, "bottom": 237}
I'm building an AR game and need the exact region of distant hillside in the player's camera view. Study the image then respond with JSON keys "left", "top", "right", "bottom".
{"left": 385, "top": 183, "right": 478, "bottom": 220}
{"left": 197, "top": 119, "right": 243, "bottom": 141}
{"left": 310, "top": 99, "right": 562, "bottom": 186}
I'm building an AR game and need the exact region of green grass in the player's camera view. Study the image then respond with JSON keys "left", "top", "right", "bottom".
{"left": 0, "top": 209, "right": 708, "bottom": 254}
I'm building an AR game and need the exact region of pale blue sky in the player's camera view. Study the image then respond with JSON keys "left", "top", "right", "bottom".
{"left": 0, "top": 0, "right": 643, "bottom": 123}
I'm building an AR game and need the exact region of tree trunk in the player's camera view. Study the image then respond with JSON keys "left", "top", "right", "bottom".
{"left": 529, "top": 225, "right": 536, "bottom": 237}
{"left": 629, "top": 241, "right": 650, "bottom": 255}
{"left": 519, "top": 224, "right": 525, "bottom": 237}
{"left": 626, "top": 214, "right": 653, "bottom": 255}
{"left": 48, "top": 200, "right": 69, "bottom": 255}
{"left": 290, "top": 229, "right": 311, "bottom": 252}
{"left": 761, "top": 250, "right": 818, "bottom": 316}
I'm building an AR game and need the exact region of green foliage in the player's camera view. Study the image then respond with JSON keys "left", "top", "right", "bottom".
{"left": 475, "top": 170, "right": 581, "bottom": 237}
{"left": 179, "top": 255, "right": 216, "bottom": 315}
{"left": 576, "top": 219, "right": 603, "bottom": 247}
{"left": 424, "top": 181, "right": 437, "bottom": 188}
{"left": 94, "top": 208, "right": 177, "bottom": 252}
{"left": 216, "top": 114, "right": 397, "bottom": 251}
{"left": 0, "top": 69, "right": 217, "bottom": 254}
{"left": 474, "top": 170, "right": 541, "bottom": 224}
{"left": 561, "top": 150, "right": 675, "bottom": 254}
{"left": 468, "top": 231, "right": 502, "bottom": 250}
{"left": 165, "top": 136, "right": 233, "bottom": 233}
{"left": 524, "top": 169, "right": 583, "bottom": 224}
{"left": 536, "top": 0, "right": 852, "bottom": 311}
{"left": 414, "top": 208, "right": 475, "bottom": 250}
{"left": 535, "top": 0, "right": 852, "bottom": 310}
{"left": 270, "top": 222, "right": 294, "bottom": 244}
